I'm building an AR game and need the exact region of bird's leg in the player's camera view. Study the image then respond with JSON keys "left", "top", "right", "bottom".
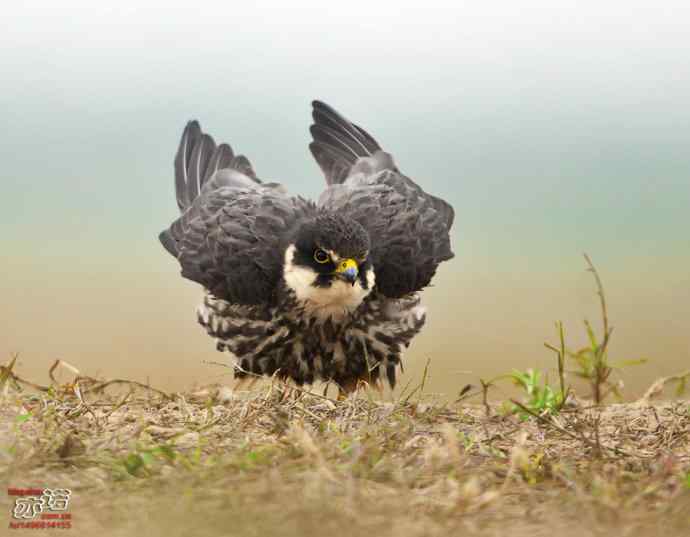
{"left": 337, "top": 378, "right": 359, "bottom": 400}
{"left": 279, "top": 380, "right": 294, "bottom": 402}
{"left": 234, "top": 376, "right": 250, "bottom": 392}
{"left": 246, "top": 376, "right": 260, "bottom": 391}
{"left": 369, "top": 378, "right": 384, "bottom": 396}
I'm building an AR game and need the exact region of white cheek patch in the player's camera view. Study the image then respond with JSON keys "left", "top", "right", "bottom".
{"left": 365, "top": 265, "right": 376, "bottom": 290}
{"left": 283, "top": 244, "right": 374, "bottom": 320}
{"left": 283, "top": 245, "right": 318, "bottom": 301}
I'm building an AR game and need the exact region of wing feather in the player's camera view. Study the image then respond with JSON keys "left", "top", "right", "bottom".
{"left": 187, "top": 133, "right": 216, "bottom": 206}
{"left": 312, "top": 101, "right": 380, "bottom": 155}
{"left": 174, "top": 121, "right": 201, "bottom": 211}
{"left": 161, "top": 120, "right": 312, "bottom": 304}
{"left": 320, "top": 171, "right": 454, "bottom": 298}
{"left": 309, "top": 100, "right": 385, "bottom": 185}
{"left": 312, "top": 101, "right": 455, "bottom": 297}
{"left": 203, "top": 143, "right": 235, "bottom": 184}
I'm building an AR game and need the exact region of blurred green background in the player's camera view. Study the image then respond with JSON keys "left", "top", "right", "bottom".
{"left": 1, "top": 2, "right": 688, "bottom": 398}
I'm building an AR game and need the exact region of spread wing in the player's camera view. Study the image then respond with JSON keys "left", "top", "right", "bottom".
{"left": 311, "top": 101, "right": 455, "bottom": 298}
{"left": 160, "top": 121, "right": 314, "bottom": 304}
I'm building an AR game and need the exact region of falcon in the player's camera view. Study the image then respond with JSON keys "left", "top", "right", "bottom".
{"left": 159, "top": 101, "right": 455, "bottom": 394}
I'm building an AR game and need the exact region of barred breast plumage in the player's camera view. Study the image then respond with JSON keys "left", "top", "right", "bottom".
{"left": 198, "top": 286, "right": 426, "bottom": 390}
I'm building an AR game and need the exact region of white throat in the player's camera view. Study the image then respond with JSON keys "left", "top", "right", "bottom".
{"left": 282, "top": 244, "right": 375, "bottom": 320}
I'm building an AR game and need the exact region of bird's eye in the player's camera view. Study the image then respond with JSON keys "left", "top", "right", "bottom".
{"left": 313, "top": 249, "right": 330, "bottom": 264}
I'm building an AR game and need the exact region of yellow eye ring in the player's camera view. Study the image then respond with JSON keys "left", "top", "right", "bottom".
{"left": 313, "top": 249, "right": 330, "bottom": 264}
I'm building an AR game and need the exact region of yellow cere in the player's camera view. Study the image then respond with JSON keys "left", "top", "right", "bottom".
{"left": 335, "top": 258, "right": 358, "bottom": 274}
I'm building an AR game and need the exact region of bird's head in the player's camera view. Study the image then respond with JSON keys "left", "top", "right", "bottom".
{"left": 283, "top": 212, "right": 375, "bottom": 317}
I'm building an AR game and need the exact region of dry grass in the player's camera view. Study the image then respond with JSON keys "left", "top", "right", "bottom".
{"left": 1, "top": 365, "right": 689, "bottom": 537}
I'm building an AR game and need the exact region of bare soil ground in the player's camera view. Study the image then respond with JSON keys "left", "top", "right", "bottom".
{"left": 1, "top": 369, "right": 689, "bottom": 537}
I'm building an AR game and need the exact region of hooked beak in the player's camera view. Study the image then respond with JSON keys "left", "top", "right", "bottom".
{"left": 334, "top": 258, "right": 358, "bottom": 285}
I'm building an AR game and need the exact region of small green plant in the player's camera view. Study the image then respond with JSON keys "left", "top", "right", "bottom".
{"left": 545, "top": 254, "right": 646, "bottom": 404}
{"left": 15, "top": 413, "right": 31, "bottom": 424}
{"left": 123, "top": 452, "right": 149, "bottom": 477}
{"left": 665, "top": 372, "right": 690, "bottom": 398}
{"left": 484, "top": 255, "right": 647, "bottom": 417}
{"left": 508, "top": 369, "right": 564, "bottom": 419}
{"left": 120, "top": 443, "right": 182, "bottom": 477}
